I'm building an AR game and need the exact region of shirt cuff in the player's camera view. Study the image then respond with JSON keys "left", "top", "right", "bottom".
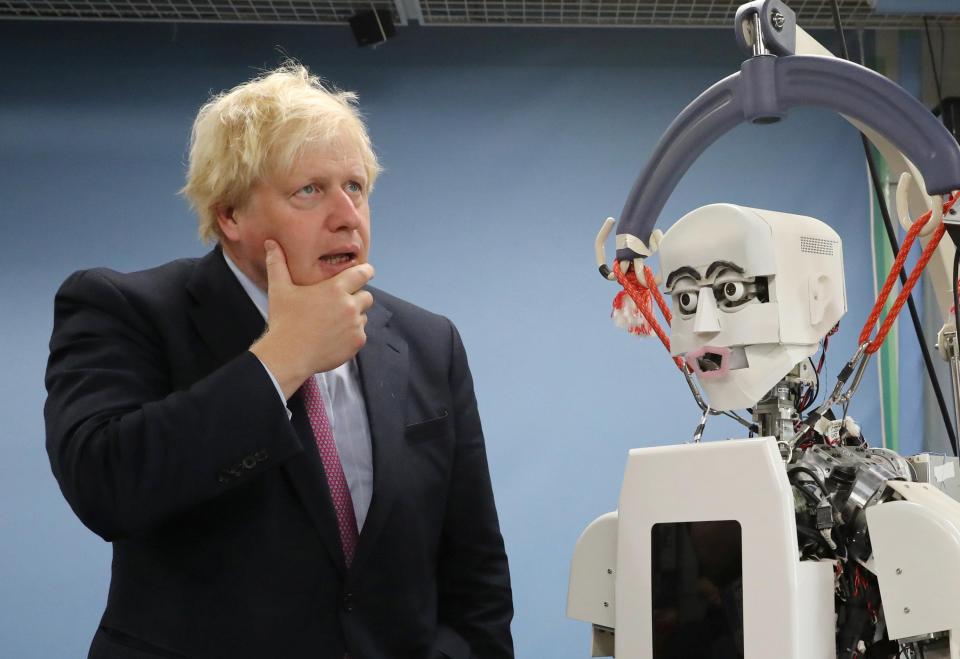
{"left": 254, "top": 355, "right": 293, "bottom": 420}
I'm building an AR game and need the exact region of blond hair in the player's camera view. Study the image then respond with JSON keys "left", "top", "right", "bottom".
{"left": 182, "top": 63, "right": 381, "bottom": 243}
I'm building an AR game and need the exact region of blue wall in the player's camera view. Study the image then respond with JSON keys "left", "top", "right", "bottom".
{"left": 2, "top": 20, "right": 884, "bottom": 657}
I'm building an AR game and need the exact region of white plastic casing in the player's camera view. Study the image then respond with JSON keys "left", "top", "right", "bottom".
{"left": 867, "top": 481, "right": 960, "bottom": 659}
{"left": 657, "top": 204, "right": 847, "bottom": 411}
{"left": 567, "top": 438, "right": 838, "bottom": 658}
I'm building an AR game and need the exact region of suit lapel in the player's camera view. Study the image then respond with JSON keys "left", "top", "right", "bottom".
{"left": 185, "top": 247, "right": 346, "bottom": 574}
{"left": 352, "top": 298, "right": 408, "bottom": 570}
{"left": 185, "top": 246, "right": 265, "bottom": 366}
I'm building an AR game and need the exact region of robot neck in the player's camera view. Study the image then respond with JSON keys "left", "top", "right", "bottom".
{"left": 751, "top": 360, "right": 816, "bottom": 445}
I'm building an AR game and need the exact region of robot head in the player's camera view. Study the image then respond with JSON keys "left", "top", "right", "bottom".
{"left": 657, "top": 204, "right": 847, "bottom": 411}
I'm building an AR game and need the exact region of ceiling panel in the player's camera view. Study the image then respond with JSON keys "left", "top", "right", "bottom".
{"left": 2, "top": 0, "right": 958, "bottom": 28}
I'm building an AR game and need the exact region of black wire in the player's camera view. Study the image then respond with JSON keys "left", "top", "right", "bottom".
{"left": 830, "top": 0, "right": 960, "bottom": 457}
{"left": 793, "top": 482, "right": 821, "bottom": 505}
{"left": 811, "top": 356, "right": 820, "bottom": 402}
{"left": 800, "top": 356, "right": 820, "bottom": 413}
{"left": 940, "top": 23, "right": 945, "bottom": 98}
{"left": 924, "top": 17, "right": 944, "bottom": 105}
{"left": 955, "top": 248, "right": 960, "bottom": 355}
{"left": 829, "top": 1, "right": 850, "bottom": 59}
{"left": 953, "top": 250, "right": 960, "bottom": 436}
{"left": 788, "top": 466, "right": 829, "bottom": 497}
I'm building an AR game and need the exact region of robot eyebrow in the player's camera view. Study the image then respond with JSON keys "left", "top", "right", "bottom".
{"left": 704, "top": 260, "right": 745, "bottom": 279}
{"left": 665, "top": 266, "right": 701, "bottom": 289}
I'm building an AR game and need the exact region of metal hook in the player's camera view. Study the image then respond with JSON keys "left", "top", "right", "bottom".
{"left": 895, "top": 170, "right": 942, "bottom": 237}
{"left": 595, "top": 217, "right": 643, "bottom": 281}
{"left": 693, "top": 405, "right": 711, "bottom": 443}
{"left": 595, "top": 217, "right": 617, "bottom": 281}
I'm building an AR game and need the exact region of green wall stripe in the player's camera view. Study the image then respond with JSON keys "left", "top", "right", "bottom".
{"left": 869, "top": 146, "right": 899, "bottom": 451}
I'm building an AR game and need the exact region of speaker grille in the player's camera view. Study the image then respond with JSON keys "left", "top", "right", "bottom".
{"left": 800, "top": 236, "right": 837, "bottom": 256}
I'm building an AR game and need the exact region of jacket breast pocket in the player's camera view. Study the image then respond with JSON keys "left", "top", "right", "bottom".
{"left": 404, "top": 409, "right": 451, "bottom": 444}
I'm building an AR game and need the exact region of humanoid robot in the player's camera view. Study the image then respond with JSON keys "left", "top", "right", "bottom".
{"left": 568, "top": 1, "right": 960, "bottom": 657}
{"left": 568, "top": 203, "right": 960, "bottom": 659}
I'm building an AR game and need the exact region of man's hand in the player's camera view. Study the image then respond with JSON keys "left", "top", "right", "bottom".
{"left": 250, "top": 240, "right": 374, "bottom": 399}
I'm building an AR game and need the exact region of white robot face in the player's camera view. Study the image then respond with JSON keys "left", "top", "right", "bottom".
{"left": 657, "top": 204, "right": 847, "bottom": 411}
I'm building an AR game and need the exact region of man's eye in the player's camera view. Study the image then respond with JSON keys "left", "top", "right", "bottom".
{"left": 345, "top": 181, "right": 363, "bottom": 194}
{"left": 677, "top": 290, "right": 699, "bottom": 314}
{"left": 721, "top": 281, "right": 747, "bottom": 302}
{"left": 297, "top": 183, "right": 317, "bottom": 196}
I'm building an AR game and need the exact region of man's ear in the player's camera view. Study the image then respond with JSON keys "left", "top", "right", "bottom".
{"left": 214, "top": 205, "right": 240, "bottom": 241}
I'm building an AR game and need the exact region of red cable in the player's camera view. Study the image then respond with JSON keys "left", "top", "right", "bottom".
{"left": 643, "top": 265, "right": 672, "bottom": 323}
{"left": 858, "top": 191, "right": 960, "bottom": 354}
{"left": 613, "top": 261, "right": 685, "bottom": 370}
{"left": 857, "top": 207, "right": 933, "bottom": 346}
{"left": 866, "top": 223, "right": 945, "bottom": 354}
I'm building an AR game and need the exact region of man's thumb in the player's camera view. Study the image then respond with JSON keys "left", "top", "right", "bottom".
{"left": 263, "top": 240, "right": 292, "bottom": 289}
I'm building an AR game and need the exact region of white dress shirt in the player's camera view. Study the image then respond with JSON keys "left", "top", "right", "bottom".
{"left": 222, "top": 250, "right": 373, "bottom": 531}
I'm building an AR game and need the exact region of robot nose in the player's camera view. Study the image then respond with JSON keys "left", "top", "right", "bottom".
{"left": 693, "top": 286, "right": 722, "bottom": 334}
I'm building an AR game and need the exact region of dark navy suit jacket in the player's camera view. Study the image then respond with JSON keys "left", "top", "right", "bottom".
{"left": 44, "top": 246, "right": 514, "bottom": 659}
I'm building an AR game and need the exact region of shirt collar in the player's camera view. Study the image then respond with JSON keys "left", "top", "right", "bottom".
{"left": 221, "top": 248, "right": 268, "bottom": 321}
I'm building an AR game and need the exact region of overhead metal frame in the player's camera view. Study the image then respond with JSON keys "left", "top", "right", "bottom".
{"left": 2, "top": 0, "right": 959, "bottom": 27}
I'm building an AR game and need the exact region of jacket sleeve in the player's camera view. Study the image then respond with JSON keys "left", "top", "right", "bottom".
{"left": 436, "top": 322, "right": 515, "bottom": 658}
{"left": 44, "top": 269, "right": 304, "bottom": 541}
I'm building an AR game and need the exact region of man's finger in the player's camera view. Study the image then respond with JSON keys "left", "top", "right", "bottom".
{"left": 333, "top": 263, "right": 375, "bottom": 294}
{"left": 263, "top": 240, "right": 293, "bottom": 290}
{"left": 355, "top": 290, "right": 374, "bottom": 312}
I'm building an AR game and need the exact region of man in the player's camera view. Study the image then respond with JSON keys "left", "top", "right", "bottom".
{"left": 44, "top": 63, "right": 514, "bottom": 659}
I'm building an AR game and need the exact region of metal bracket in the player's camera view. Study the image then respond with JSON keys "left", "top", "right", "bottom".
{"left": 734, "top": 0, "right": 797, "bottom": 57}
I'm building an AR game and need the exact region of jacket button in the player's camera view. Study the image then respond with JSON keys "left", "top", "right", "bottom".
{"left": 242, "top": 456, "right": 257, "bottom": 469}
{"left": 342, "top": 592, "right": 353, "bottom": 612}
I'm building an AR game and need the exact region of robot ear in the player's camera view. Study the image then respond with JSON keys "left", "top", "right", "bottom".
{"left": 808, "top": 274, "right": 832, "bottom": 326}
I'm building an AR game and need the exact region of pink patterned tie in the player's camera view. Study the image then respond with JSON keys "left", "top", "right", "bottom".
{"left": 300, "top": 375, "right": 359, "bottom": 567}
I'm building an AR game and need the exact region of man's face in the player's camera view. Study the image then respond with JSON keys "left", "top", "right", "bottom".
{"left": 218, "top": 138, "right": 371, "bottom": 290}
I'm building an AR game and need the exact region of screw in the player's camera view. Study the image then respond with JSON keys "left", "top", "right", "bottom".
{"left": 904, "top": 607, "right": 911, "bottom": 614}
{"left": 770, "top": 9, "right": 785, "bottom": 31}
{"left": 896, "top": 568, "right": 903, "bottom": 575}
{"left": 603, "top": 601, "right": 610, "bottom": 608}
{"left": 607, "top": 568, "right": 614, "bottom": 574}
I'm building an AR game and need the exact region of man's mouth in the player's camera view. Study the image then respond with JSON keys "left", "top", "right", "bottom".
{"left": 319, "top": 252, "right": 356, "bottom": 265}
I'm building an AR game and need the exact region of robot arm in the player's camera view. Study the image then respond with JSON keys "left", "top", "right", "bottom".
{"left": 567, "top": 512, "right": 617, "bottom": 657}
{"left": 867, "top": 481, "right": 960, "bottom": 659}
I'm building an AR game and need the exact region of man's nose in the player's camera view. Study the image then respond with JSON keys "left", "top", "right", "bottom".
{"left": 693, "top": 286, "right": 722, "bottom": 334}
{"left": 329, "top": 187, "right": 363, "bottom": 230}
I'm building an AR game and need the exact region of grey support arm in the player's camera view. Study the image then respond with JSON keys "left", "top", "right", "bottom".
{"left": 614, "top": 53, "right": 960, "bottom": 263}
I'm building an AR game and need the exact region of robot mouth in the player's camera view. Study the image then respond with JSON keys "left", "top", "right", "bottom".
{"left": 698, "top": 352, "right": 724, "bottom": 372}
{"left": 685, "top": 346, "right": 748, "bottom": 379}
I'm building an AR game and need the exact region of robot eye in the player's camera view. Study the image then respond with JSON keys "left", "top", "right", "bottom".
{"left": 677, "top": 291, "right": 698, "bottom": 313}
{"left": 722, "top": 281, "right": 747, "bottom": 302}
